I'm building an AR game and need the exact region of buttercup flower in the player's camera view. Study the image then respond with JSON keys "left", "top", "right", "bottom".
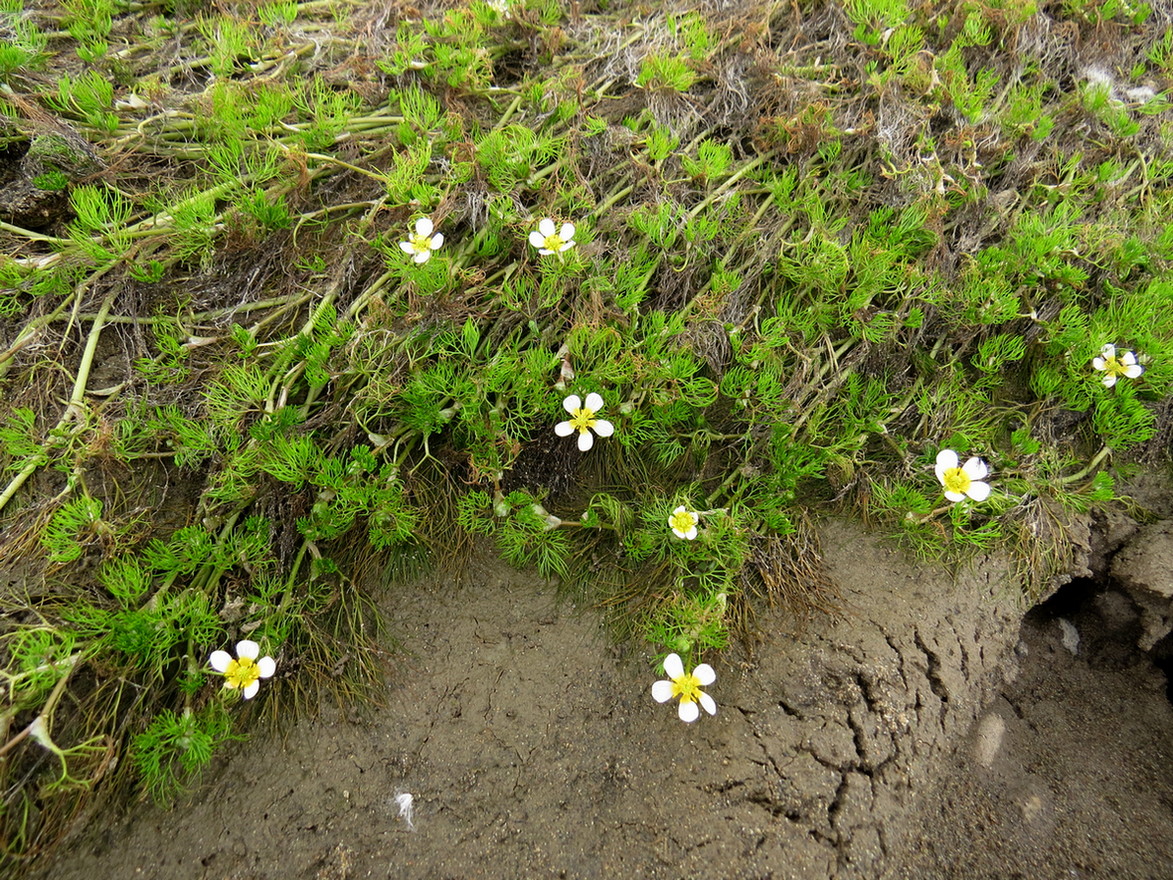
{"left": 399, "top": 217, "right": 444, "bottom": 264}
{"left": 555, "top": 392, "right": 614, "bottom": 451}
{"left": 209, "top": 640, "right": 276, "bottom": 699}
{"left": 669, "top": 506, "right": 699, "bottom": 540}
{"left": 651, "top": 652, "right": 717, "bottom": 723}
{"left": 528, "top": 218, "right": 576, "bottom": 255}
{"left": 1092, "top": 343, "right": 1144, "bottom": 388}
{"left": 935, "top": 449, "right": 991, "bottom": 503}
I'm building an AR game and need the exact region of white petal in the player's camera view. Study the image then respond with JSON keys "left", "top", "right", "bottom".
{"left": 1120, "top": 350, "right": 1137, "bottom": 366}
{"left": 559, "top": 240, "right": 575, "bottom": 251}
{"left": 1124, "top": 363, "right": 1144, "bottom": 378}
{"left": 1092, "top": 357, "right": 1106, "bottom": 371}
{"left": 663, "top": 653, "right": 684, "bottom": 679}
{"left": 578, "top": 430, "right": 594, "bottom": 451}
{"left": 584, "top": 392, "right": 604, "bottom": 411}
{"left": 678, "top": 700, "right": 700, "bottom": 722}
{"left": 944, "top": 489, "right": 966, "bottom": 502}
{"left": 592, "top": 419, "right": 614, "bottom": 437}
{"left": 236, "top": 640, "right": 260, "bottom": 660}
{"left": 555, "top": 420, "right": 574, "bottom": 437}
{"left": 651, "top": 680, "right": 674, "bottom": 703}
{"left": 257, "top": 656, "right": 277, "bottom": 678}
{"left": 209, "top": 650, "right": 232, "bottom": 672}
{"left": 413, "top": 250, "right": 430, "bottom": 264}
{"left": 966, "top": 481, "right": 991, "bottom": 502}
{"left": 1102, "top": 373, "right": 1117, "bottom": 388}
{"left": 672, "top": 527, "right": 688, "bottom": 539}
{"left": 673, "top": 505, "right": 687, "bottom": 515}
{"left": 559, "top": 223, "right": 575, "bottom": 241}
{"left": 562, "top": 394, "right": 582, "bottom": 414}
{"left": 698, "top": 691, "right": 717, "bottom": 716}
{"left": 683, "top": 526, "right": 698, "bottom": 540}
{"left": 414, "top": 217, "right": 433, "bottom": 236}
{"left": 538, "top": 248, "right": 554, "bottom": 255}
{"left": 935, "top": 449, "right": 959, "bottom": 471}
{"left": 962, "top": 457, "right": 988, "bottom": 480}
{"left": 243, "top": 680, "right": 260, "bottom": 699}
{"left": 1100, "top": 343, "right": 1116, "bottom": 359}
{"left": 538, "top": 217, "right": 556, "bottom": 237}
{"left": 529, "top": 230, "right": 546, "bottom": 249}
{"left": 693, "top": 663, "right": 716, "bottom": 686}
{"left": 430, "top": 233, "right": 444, "bottom": 249}
{"left": 399, "top": 241, "right": 415, "bottom": 255}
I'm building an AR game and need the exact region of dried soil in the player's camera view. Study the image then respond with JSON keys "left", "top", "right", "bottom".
{"left": 32, "top": 519, "right": 1173, "bottom": 880}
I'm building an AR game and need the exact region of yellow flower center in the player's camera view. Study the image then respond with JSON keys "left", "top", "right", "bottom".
{"left": 569, "top": 406, "right": 596, "bottom": 433}
{"left": 410, "top": 234, "right": 432, "bottom": 253}
{"left": 941, "top": 467, "right": 971, "bottom": 496}
{"left": 222, "top": 656, "right": 261, "bottom": 691}
{"left": 671, "top": 672, "right": 703, "bottom": 705}
{"left": 543, "top": 233, "right": 565, "bottom": 252}
{"left": 1101, "top": 355, "right": 1127, "bottom": 377}
{"left": 670, "top": 509, "right": 697, "bottom": 533}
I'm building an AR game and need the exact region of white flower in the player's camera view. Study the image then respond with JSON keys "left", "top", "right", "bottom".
{"left": 934, "top": 449, "right": 991, "bottom": 503}
{"left": 528, "top": 218, "right": 576, "bottom": 255}
{"left": 669, "top": 506, "right": 699, "bottom": 540}
{"left": 651, "top": 652, "right": 717, "bottom": 723}
{"left": 209, "top": 640, "right": 276, "bottom": 699}
{"left": 398, "top": 217, "right": 444, "bottom": 264}
{"left": 554, "top": 392, "right": 614, "bottom": 451}
{"left": 1092, "top": 343, "right": 1144, "bottom": 388}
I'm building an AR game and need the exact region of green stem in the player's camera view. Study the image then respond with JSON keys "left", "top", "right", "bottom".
{"left": 0, "top": 289, "right": 116, "bottom": 516}
{"left": 65, "top": 289, "right": 116, "bottom": 420}
{"left": 1057, "top": 445, "right": 1111, "bottom": 484}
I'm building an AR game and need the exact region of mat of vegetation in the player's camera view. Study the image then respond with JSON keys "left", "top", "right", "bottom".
{"left": 2, "top": 0, "right": 1172, "bottom": 870}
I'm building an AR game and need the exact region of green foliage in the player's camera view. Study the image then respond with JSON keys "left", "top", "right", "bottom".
{"left": 48, "top": 71, "right": 118, "bottom": 132}
{"left": 1064, "top": 0, "right": 1150, "bottom": 25}
{"left": 1147, "top": 28, "right": 1173, "bottom": 71}
{"left": 935, "top": 45, "right": 1000, "bottom": 122}
{"left": 41, "top": 497, "right": 106, "bottom": 563}
{"left": 636, "top": 54, "right": 698, "bottom": 92}
{"left": 1081, "top": 80, "right": 1140, "bottom": 138}
{"left": 0, "top": 407, "right": 45, "bottom": 472}
{"left": 475, "top": 124, "right": 562, "bottom": 193}
{"left": 198, "top": 15, "right": 256, "bottom": 78}
{"left": 0, "top": 6, "right": 47, "bottom": 77}
{"left": 259, "top": 0, "right": 297, "bottom": 26}
{"left": 667, "top": 12, "right": 715, "bottom": 60}
{"left": 3, "top": 627, "right": 78, "bottom": 705}
{"left": 98, "top": 556, "right": 152, "bottom": 606}
{"left": 682, "top": 139, "right": 733, "bottom": 183}
{"left": 4, "top": 0, "right": 1173, "bottom": 857}
{"left": 297, "top": 79, "right": 363, "bottom": 152}
{"left": 846, "top": 0, "right": 911, "bottom": 45}
{"left": 62, "top": 0, "right": 113, "bottom": 61}
{"left": 131, "top": 704, "right": 235, "bottom": 802}
{"left": 999, "top": 81, "right": 1056, "bottom": 141}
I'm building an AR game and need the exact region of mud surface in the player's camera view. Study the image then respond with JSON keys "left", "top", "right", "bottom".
{"left": 891, "top": 579, "right": 1173, "bottom": 880}
{"left": 34, "top": 520, "right": 1173, "bottom": 879}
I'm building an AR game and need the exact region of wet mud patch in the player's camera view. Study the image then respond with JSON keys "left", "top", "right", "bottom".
{"left": 32, "top": 519, "right": 1173, "bottom": 880}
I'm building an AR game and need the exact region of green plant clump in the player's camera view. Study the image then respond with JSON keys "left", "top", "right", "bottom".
{"left": 1, "top": 0, "right": 1172, "bottom": 867}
